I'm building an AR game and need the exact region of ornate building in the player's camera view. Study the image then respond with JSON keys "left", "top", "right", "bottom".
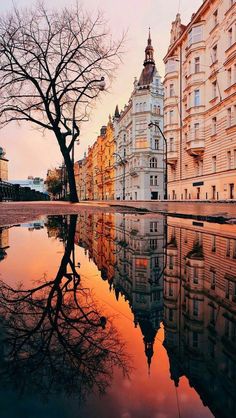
{"left": 164, "top": 1, "right": 236, "bottom": 201}
{"left": 113, "top": 31, "right": 164, "bottom": 200}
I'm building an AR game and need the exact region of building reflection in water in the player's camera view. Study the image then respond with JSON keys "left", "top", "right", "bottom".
{"left": 164, "top": 217, "right": 236, "bottom": 418}
{"left": 76, "top": 212, "right": 165, "bottom": 372}
{"left": 75, "top": 213, "right": 236, "bottom": 418}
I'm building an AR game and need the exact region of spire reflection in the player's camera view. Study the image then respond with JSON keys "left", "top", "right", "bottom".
{"left": 75, "top": 212, "right": 165, "bottom": 372}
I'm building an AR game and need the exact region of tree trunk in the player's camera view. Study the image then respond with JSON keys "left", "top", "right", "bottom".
{"left": 56, "top": 133, "right": 79, "bottom": 203}
{"left": 63, "top": 151, "right": 79, "bottom": 203}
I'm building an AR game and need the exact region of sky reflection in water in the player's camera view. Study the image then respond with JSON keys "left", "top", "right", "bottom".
{"left": 0, "top": 212, "right": 235, "bottom": 418}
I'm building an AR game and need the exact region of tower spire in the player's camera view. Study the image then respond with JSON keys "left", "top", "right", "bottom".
{"left": 144, "top": 28, "right": 155, "bottom": 67}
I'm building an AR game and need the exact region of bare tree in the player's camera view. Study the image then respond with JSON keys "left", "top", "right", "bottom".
{"left": 0, "top": 215, "right": 130, "bottom": 401}
{"left": 0, "top": 2, "right": 124, "bottom": 202}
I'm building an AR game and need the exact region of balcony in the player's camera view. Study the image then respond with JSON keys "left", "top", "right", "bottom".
{"left": 186, "top": 138, "right": 205, "bottom": 157}
{"left": 167, "top": 149, "right": 178, "bottom": 165}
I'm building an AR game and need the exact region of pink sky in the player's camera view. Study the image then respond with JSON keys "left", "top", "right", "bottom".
{"left": 0, "top": 0, "right": 202, "bottom": 180}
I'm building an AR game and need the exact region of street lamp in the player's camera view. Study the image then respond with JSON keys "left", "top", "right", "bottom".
{"left": 148, "top": 122, "right": 168, "bottom": 200}
{"left": 71, "top": 77, "right": 106, "bottom": 165}
{"left": 113, "top": 152, "right": 126, "bottom": 200}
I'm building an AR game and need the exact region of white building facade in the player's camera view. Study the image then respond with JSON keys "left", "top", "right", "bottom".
{"left": 114, "top": 32, "right": 164, "bottom": 200}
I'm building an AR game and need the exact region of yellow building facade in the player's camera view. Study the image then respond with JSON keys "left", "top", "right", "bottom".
{"left": 164, "top": 0, "right": 236, "bottom": 201}
{"left": 75, "top": 118, "right": 115, "bottom": 201}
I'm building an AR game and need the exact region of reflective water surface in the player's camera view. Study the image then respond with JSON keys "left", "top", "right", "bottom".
{"left": 0, "top": 213, "right": 235, "bottom": 418}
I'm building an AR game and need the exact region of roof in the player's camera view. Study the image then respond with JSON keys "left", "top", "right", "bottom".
{"left": 138, "top": 64, "right": 156, "bottom": 86}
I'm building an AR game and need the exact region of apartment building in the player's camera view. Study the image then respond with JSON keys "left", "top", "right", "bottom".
{"left": 74, "top": 118, "right": 114, "bottom": 200}
{"left": 114, "top": 31, "right": 164, "bottom": 200}
{"left": 164, "top": 0, "right": 236, "bottom": 200}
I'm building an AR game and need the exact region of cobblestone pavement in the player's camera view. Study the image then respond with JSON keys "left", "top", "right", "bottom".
{"left": 0, "top": 200, "right": 235, "bottom": 227}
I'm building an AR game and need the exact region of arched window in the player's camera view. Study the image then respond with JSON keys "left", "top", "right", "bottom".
{"left": 150, "top": 157, "right": 157, "bottom": 168}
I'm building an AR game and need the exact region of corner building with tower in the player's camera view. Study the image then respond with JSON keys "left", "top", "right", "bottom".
{"left": 113, "top": 31, "right": 164, "bottom": 200}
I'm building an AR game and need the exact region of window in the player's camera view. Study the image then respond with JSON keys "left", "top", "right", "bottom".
{"left": 212, "top": 44, "right": 218, "bottom": 63}
{"left": 149, "top": 239, "right": 157, "bottom": 250}
{"left": 212, "top": 156, "right": 217, "bottom": 173}
{"left": 228, "top": 27, "right": 233, "bottom": 47}
{"left": 150, "top": 221, "right": 158, "bottom": 232}
{"left": 212, "top": 236, "right": 216, "bottom": 252}
{"left": 193, "top": 267, "right": 199, "bottom": 284}
{"left": 228, "top": 68, "right": 232, "bottom": 87}
{"left": 193, "top": 299, "right": 199, "bottom": 317}
{"left": 194, "top": 89, "right": 200, "bottom": 106}
{"left": 188, "top": 25, "right": 203, "bottom": 46}
{"left": 194, "top": 56, "right": 200, "bottom": 73}
{"left": 154, "top": 139, "right": 159, "bottom": 150}
{"left": 170, "top": 83, "right": 175, "bottom": 97}
{"left": 169, "top": 137, "right": 174, "bottom": 152}
{"left": 194, "top": 123, "right": 200, "bottom": 139}
{"left": 169, "top": 283, "right": 174, "bottom": 297}
{"left": 213, "top": 9, "right": 218, "bottom": 27}
{"left": 212, "top": 80, "right": 217, "bottom": 98}
{"left": 227, "top": 151, "right": 232, "bottom": 169}
{"left": 169, "top": 255, "right": 174, "bottom": 270}
{"left": 170, "top": 110, "right": 174, "bottom": 124}
{"left": 150, "top": 175, "right": 158, "bottom": 186}
{"left": 150, "top": 157, "right": 157, "bottom": 168}
{"left": 227, "top": 107, "right": 232, "bottom": 127}
{"left": 212, "top": 117, "right": 217, "bottom": 135}
{"left": 165, "top": 59, "right": 177, "bottom": 74}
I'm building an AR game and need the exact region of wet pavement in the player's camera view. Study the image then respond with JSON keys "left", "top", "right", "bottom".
{"left": 0, "top": 200, "right": 236, "bottom": 227}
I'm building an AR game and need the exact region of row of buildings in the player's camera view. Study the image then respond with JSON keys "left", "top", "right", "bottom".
{"left": 75, "top": 0, "right": 236, "bottom": 201}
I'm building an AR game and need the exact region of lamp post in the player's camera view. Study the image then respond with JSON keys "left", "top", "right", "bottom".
{"left": 113, "top": 152, "right": 126, "bottom": 201}
{"left": 148, "top": 122, "right": 168, "bottom": 200}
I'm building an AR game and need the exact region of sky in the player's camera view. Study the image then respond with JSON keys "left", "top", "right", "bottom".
{"left": 0, "top": 0, "right": 202, "bottom": 180}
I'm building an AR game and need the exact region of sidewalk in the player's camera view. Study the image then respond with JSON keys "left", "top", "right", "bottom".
{"left": 0, "top": 200, "right": 235, "bottom": 227}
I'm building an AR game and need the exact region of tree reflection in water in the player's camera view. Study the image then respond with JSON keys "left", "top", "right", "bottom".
{"left": 0, "top": 215, "right": 130, "bottom": 402}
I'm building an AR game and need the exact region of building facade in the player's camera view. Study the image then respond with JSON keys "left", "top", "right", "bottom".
{"left": 74, "top": 118, "right": 115, "bottom": 201}
{"left": 164, "top": 0, "right": 236, "bottom": 201}
{"left": 114, "top": 31, "right": 164, "bottom": 201}
{"left": 0, "top": 147, "right": 8, "bottom": 181}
